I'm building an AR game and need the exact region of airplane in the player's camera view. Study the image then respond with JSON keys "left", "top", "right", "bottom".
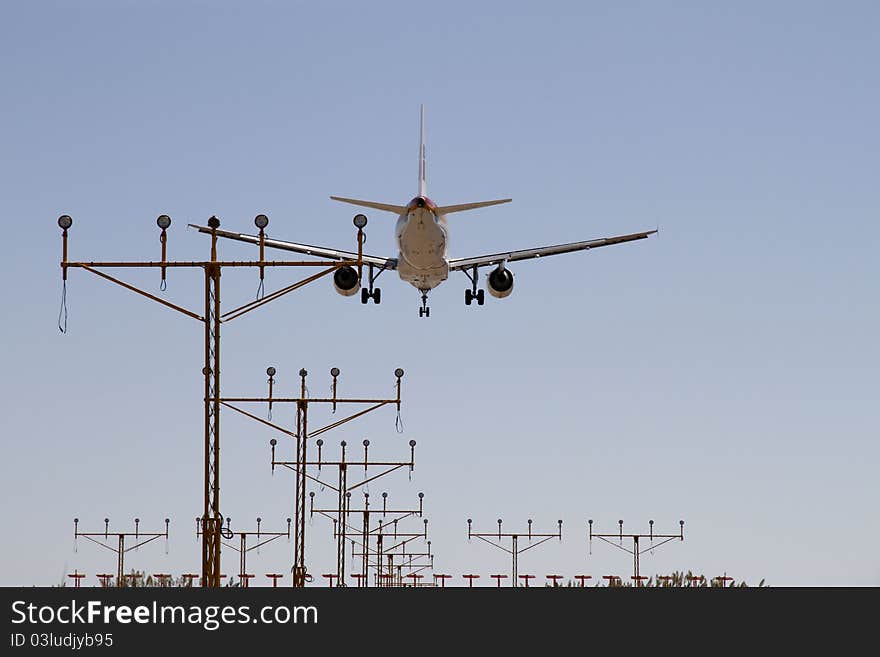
{"left": 190, "top": 106, "right": 657, "bottom": 317}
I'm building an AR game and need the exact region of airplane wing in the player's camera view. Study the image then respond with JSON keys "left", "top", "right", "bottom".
{"left": 187, "top": 224, "right": 398, "bottom": 269}
{"left": 447, "top": 230, "right": 657, "bottom": 270}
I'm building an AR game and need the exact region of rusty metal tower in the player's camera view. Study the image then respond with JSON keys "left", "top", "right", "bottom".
{"left": 275, "top": 437, "right": 416, "bottom": 586}
{"left": 57, "top": 212, "right": 369, "bottom": 587}
{"left": 339, "top": 494, "right": 431, "bottom": 586}
{"left": 467, "top": 518, "right": 562, "bottom": 587}
{"left": 74, "top": 518, "right": 169, "bottom": 587}
{"left": 588, "top": 519, "right": 684, "bottom": 581}
{"left": 224, "top": 365, "right": 404, "bottom": 586}
{"left": 197, "top": 516, "right": 291, "bottom": 587}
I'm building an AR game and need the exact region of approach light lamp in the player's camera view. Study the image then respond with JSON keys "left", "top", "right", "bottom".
{"left": 207, "top": 216, "right": 220, "bottom": 229}
{"left": 157, "top": 214, "right": 171, "bottom": 230}
{"left": 330, "top": 367, "right": 340, "bottom": 377}
{"left": 394, "top": 368, "right": 405, "bottom": 378}
{"left": 267, "top": 366, "right": 276, "bottom": 377}
{"left": 299, "top": 368, "right": 308, "bottom": 378}
{"left": 409, "top": 440, "right": 416, "bottom": 447}
{"left": 254, "top": 214, "right": 269, "bottom": 229}
{"left": 353, "top": 214, "right": 368, "bottom": 229}
{"left": 58, "top": 214, "right": 73, "bottom": 229}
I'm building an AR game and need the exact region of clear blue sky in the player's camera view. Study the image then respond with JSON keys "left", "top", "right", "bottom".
{"left": 1, "top": 1, "right": 877, "bottom": 586}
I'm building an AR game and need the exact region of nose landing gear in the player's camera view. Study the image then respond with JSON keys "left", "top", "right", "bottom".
{"left": 418, "top": 289, "right": 430, "bottom": 318}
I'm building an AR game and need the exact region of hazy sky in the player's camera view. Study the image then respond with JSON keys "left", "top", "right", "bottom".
{"left": 1, "top": 1, "right": 877, "bottom": 586}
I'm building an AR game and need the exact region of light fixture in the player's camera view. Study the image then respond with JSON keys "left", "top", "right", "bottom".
{"left": 157, "top": 215, "right": 171, "bottom": 230}
{"left": 353, "top": 214, "right": 367, "bottom": 228}
{"left": 58, "top": 215, "right": 73, "bottom": 229}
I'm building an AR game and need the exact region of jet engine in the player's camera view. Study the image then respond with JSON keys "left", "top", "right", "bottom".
{"left": 333, "top": 266, "right": 360, "bottom": 297}
{"left": 486, "top": 265, "right": 514, "bottom": 299}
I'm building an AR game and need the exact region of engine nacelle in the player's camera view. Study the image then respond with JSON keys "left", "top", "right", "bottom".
{"left": 333, "top": 266, "right": 360, "bottom": 297}
{"left": 486, "top": 265, "right": 514, "bottom": 299}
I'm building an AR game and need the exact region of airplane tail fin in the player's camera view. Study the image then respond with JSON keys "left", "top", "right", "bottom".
{"left": 329, "top": 196, "right": 408, "bottom": 215}
{"left": 434, "top": 199, "right": 512, "bottom": 215}
{"left": 332, "top": 107, "right": 511, "bottom": 217}
{"left": 419, "top": 104, "right": 427, "bottom": 197}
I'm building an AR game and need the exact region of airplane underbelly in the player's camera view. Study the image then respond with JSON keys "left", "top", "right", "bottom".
{"left": 398, "top": 212, "right": 448, "bottom": 290}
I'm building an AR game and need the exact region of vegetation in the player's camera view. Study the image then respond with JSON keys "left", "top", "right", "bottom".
{"left": 553, "top": 571, "right": 767, "bottom": 587}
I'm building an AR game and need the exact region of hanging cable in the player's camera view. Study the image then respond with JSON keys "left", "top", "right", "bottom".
{"left": 256, "top": 278, "right": 265, "bottom": 301}
{"left": 160, "top": 279, "right": 167, "bottom": 292}
{"left": 58, "top": 280, "right": 68, "bottom": 333}
{"left": 395, "top": 411, "right": 404, "bottom": 434}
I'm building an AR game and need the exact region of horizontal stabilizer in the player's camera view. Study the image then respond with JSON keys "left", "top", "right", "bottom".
{"left": 435, "top": 199, "right": 512, "bottom": 215}
{"left": 330, "top": 196, "right": 408, "bottom": 215}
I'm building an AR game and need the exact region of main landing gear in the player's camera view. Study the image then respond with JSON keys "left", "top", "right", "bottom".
{"left": 360, "top": 263, "right": 384, "bottom": 305}
{"left": 418, "top": 289, "right": 430, "bottom": 318}
{"left": 463, "top": 265, "right": 485, "bottom": 306}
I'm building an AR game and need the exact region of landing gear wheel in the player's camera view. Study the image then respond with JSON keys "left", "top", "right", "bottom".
{"left": 476, "top": 289, "right": 485, "bottom": 305}
{"left": 361, "top": 288, "right": 369, "bottom": 304}
{"left": 465, "top": 289, "right": 472, "bottom": 305}
{"left": 373, "top": 288, "right": 381, "bottom": 304}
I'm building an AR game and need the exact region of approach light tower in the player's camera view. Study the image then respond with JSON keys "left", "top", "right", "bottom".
{"left": 226, "top": 365, "right": 405, "bottom": 587}
{"left": 197, "top": 517, "right": 291, "bottom": 587}
{"left": 74, "top": 518, "right": 170, "bottom": 587}
{"left": 334, "top": 493, "right": 430, "bottom": 586}
{"left": 57, "top": 213, "right": 369, "bottom": 588}
{"left": 589, "top": 519, "right": 684, "bottom": 580}
{"left": 277, "top": 436, "right": 417, "bottom": 586}
{"left": 467, "top": 518, "right": 562, "bottom": 587}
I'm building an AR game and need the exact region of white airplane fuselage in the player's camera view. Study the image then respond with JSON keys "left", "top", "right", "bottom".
{"left": 395, "top": 198, "right": 450, "bottom": 291}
